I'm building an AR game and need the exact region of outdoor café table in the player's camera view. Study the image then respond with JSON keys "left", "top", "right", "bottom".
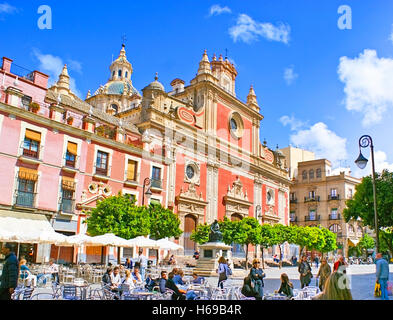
{"left": 131, "top": 291, "right": 156, "bottom": 300}
{"left": 73, "top": 280, "right": 89, "bottom": 300}
{"left": 263, "top": 293, "right": 290, "bottom": 301}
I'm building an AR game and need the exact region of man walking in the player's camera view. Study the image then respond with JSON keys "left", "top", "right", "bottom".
{"left": 375, "top": 253, "right": 390, "bottom": 300}
{"left": 0, "top": 243, "right": 19, "bottom": 300}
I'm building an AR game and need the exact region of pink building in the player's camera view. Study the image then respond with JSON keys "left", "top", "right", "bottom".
{"left": 0, "top": 46, "right": 291, "bottom": 264}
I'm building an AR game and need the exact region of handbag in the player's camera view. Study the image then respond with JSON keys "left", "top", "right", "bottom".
{"left": 374, "top": 283, "right": 381, "bottom": 297}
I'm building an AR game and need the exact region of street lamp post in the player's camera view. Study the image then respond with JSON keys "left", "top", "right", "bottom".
{"left": 142, "top": 178, "right": 152, "bottom": 206}
{"left": 355, "top": 135, "right": 379, "bottom": 253}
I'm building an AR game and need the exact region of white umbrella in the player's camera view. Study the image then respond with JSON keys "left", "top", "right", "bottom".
{"left": 62, "top": 234, "right": 95, "bottom": 246}
{"left": 127, "top": 236, "right": 159, "bottom": 248}
{"left": 87, "top": 233, "right": 131, "bottom": 247}
{"left": 156, "top": 238, "right": 183, "bottom": 251}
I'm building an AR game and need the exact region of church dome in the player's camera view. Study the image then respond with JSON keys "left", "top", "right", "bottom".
{"left": 107, "top": 81, "right": 140, "bottom": 96}
{"left": 145, "top": 73, "right": 165, "bottom": 92}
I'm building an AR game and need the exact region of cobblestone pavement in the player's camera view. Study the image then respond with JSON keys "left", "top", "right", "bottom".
{"left": 32, "top": 264, "right": 392, "bottom": 300}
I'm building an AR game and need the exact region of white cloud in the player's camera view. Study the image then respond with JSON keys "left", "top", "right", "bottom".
{"left": 0, "top": 3, "right": 17, "bottom": 14}
{"left": 209, "top": 4, "right": 231, "bottom": 16}
{"left": 279, "top": 115, "right": 306, "bottom": 131}
{"left": 32, "top": 49, "right": 81, "bottom": 97}
{"left": 229, "top": 14, "right": 290, "bottom": 44}
{"left": 284, "top": 66, "right": 298, "bottom": 85}
{"left": 338, "top": 49, "right": 393, "bottom": 126}
{"left": 289, "top": 122, "right": 348, "bottom": 166}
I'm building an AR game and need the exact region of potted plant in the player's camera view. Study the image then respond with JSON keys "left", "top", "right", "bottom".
{"left": 67, "top": 116, "right": 74, "bottom": 125}
{"left": 29, "top": 102, "right": 40, "bottom": 113}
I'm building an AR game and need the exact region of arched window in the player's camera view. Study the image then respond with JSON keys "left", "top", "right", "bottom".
{"left": 112, "top": 70, "right": 115, "bottom": 78}
{"left": 316, "top": 168, "right": 322, "bottom": 178}
{"left": 302, "top": 170, "right": 307, "bottom": 180}
{"left": 110, "top": 104, "right": 118, "bottom": 114}
{"left": 329, "top": 224, "right": 342, "bottom": 234}
{"left": 309, "top": 169, "right": 314, "bottom": 179}
{"left": 348, "top": 225, "right": 355, "bottom": 234}
{"left": 125, "top": 71, "right": 128, "bottom": 78}
{"left": 118, "top": 70, "right": 122, "bottom": 77}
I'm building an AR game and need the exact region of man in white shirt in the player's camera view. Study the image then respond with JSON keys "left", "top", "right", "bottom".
{"left": 110, "top": 266, "right": 121, "bottom": 289}
{"left": 137, "top": 250, "right": 148, "bottom": 281}
{"left": 47, "top": 259, "right": 59, "bottom": 284}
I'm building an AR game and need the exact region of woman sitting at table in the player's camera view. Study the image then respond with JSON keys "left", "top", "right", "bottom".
{"left": 102, "top": 267, "right": 115, "bottom": 290}
{"left": 165, "top": 272, "right": 186, "bottom": 300}
{"left": 168, "top": 255, "right": 176, "bottom": 265}
{"left": 192, "top": 272, "right": 205, "bottom": 285}
{"left": 121, "top": 270, "right": 135, "bottom": 290}
{"left": 19, "top": 259, "right": 37, "bottom": 287}
{"left": 241, "top": 276, "right": 262, "bottom": 300}
{"left": 132, "top": 267, "right": 143, "bottom": 284}
{"left": 173, "top": 269, "right": 185, "bottom": 285}
{"left": 275, "top": 273, "right": 294, "bottom": 298}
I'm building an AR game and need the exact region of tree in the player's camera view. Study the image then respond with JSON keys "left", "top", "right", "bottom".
{"left": 319, "top": 227, "right": 337, "bottom": 258}
{"left": 344, "top": 170, "right": 393, "bottom": 256}
{"left": 147, "top": 202, "right": 183, "bottom": 240}
{"left": 190, "top": 223, "right": 210, "bottom": 245}
{"left": 379, "top": 229, "right": 393, "bottom": 258}
{"left": 85, "top": 193, "right": 150, "bottom": 239}
{"left": 259, "top": 224, "right": 274, "bottom": 268}
{"left": 357, "top": 234, "right": 375, "bottom": 257}
{"left": 270, "top": 224, "right": 297, "bottom": 267}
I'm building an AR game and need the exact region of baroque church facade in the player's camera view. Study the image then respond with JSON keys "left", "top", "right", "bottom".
{"left": 0, "top": 45, "right": 290, "bottom": 262}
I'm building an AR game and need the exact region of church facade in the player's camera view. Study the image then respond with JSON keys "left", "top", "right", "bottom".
{"left": 0, "top": 45, "right": 290, "bottom": 262}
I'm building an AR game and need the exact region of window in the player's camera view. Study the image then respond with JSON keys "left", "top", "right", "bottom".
{"left": 110, "top": 104, "right": 118, "bottom": 114}
{"left": 16, "top": 168, "right": 38, "bottom": 208}
{"left": 309, "top": 191, "right": 315, "bottom": 199}
{"left": 329, "top": 224, "right": 342, "bottom": 234}
{"left": 23, "top": 129, "right": 41, "bottom": 159}
{"left": 331, "top": 189, "right": 337, "bottom": 197}
{"left": 309, "top": 169, "right": 314, "bottom": 179}
{"left": 290, "top": 212, "right": 296, "bottom": 222}
{"left": 186, "top": 165, "right": 195, "bottom": 180}
{"left": 65, "top": 142, "right": 77, "bottom": 168}
{"left": 302, "top": 170, "right": 307, "bottom": 180}
{"left": 151, "top": 166, "right": 162, "bottom": 188}
{"left": 112, "top": 71, "right": 115, "bottom": 78}
{"left": 290, "top": 193, "right": 296, "bottom": 201}
{"left": 331, "top": 209, "right": 338, "bottom": 219}
{"left": 125, "top": 71, "right": 128, "bottom": 78}
{"left": 61, "top": 183, "right": 75, "bottom": 214}
{"left": 348, "top": 189, "right": 353, "bottom": 199}
{"left": 126, "top": 160, "right": 137, "bottom": 181}
{"left": 309, "top": 210, "right": 316, "bottom": 221}
{"left": 96, "top": 151, "right": 109, "bottom": 176}
{"left": 118, "top": 70, "right": 122, "bottom": 77}
{"left": 230, "top": 119, "right": 238, "bottom": 131}
{"left": 348, "top": 225, "right": 355, "bottom": 234}
{"left": 316, "top": 168, "right": 322, "bottom": 178}
{"left": 21, "top": 95, "right": 32, "bottom": 110}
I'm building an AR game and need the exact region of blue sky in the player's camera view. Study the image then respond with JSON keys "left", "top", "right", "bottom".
{"left": 1, "top": 0, "right": 393, "bottom": 177}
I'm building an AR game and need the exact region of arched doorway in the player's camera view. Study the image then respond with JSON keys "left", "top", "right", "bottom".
{"left": 231, "top": 213, "right": 246, "bottom": 258}
{"left": 184, "top": 215, "right": 197, "bottom": 256}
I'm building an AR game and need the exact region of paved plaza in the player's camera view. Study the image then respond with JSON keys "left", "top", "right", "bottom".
{"left": 31, "top": 264, "right": 392, "bottom": 300}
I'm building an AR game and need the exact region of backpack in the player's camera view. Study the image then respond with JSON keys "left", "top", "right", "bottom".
{"left": 226, "top": 265, "right": 233, "bottom": 276}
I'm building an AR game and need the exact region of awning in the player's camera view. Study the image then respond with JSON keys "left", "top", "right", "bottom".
{"left": 0, "top": 210, "right": 56, "bottom": 243}
{"left": 348, "top": 238, "right": 359, "bottom": 247}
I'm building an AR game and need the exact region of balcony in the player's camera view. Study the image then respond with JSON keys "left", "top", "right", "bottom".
{"left": 304, "top": 196, "right": 320, "bottom": 203}
{"left": 150, "top": 178, "right": 163, "bottom": 191}
{"left": 15, "top": 191, "right": 36, "bottom": 209}
{"left": 328, "top": 195, "right": 340, "bottom": 201}
{"left": 305, "top": 215, "right": 321, "bottom": 222}
{"left": 290, "top": 199, "right": 298, "bottom": 204}
{"left": 290, "top": 216, "right": 298, "bottom": 223}
{"left": 60, "top": 199, "right": 75, "bottom": 215}
{"left": 329, "top": 214, "right": 341, "bottom": 221}
{"left": 19, "top": 146, "right": 43, "bottom": 165}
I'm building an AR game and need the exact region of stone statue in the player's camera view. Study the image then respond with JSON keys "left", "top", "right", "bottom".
{"left": 209, "top": 220, "right": 223, "bottom": 243}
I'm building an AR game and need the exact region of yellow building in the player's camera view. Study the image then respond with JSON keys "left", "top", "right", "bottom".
{"left": 282, "top": 147, "right": 363, "bottom": 257}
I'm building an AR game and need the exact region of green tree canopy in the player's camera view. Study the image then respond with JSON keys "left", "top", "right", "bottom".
{"left": 190, "top": 223, "right": 210, "bottom": 245}
{"left": 85, "top": 193, "right": 150, "bottom": 239}
{"left": 147, "top": 202, "right": 183, "bottom": 240}
{"left": 344, "top": 170, "right": 393, "bottom": 256}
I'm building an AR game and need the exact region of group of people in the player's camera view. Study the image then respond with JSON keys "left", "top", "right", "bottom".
{"left": 0, "top": 243, "right": 61, "bottom": 300}
{"left": 158, "top": 268, "right": 205, "bottom": 300}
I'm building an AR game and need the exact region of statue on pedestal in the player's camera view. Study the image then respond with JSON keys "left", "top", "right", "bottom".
{"left": 208, "top": 220, "right": 223, "bottom": 243}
